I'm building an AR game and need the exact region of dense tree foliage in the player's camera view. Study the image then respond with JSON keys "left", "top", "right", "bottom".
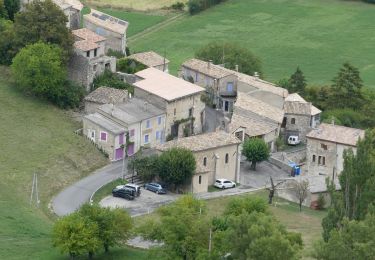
{"left": 138, "top": 195, "right": 209, "bottom": 259}
{"left": 280, "top": 67, "right": 307, "bottom": 95}
{"left": 242, "top": 138, "right": 269, "bottom": 170}
{"left": 3, "top": 0, "right": 19, "bottom": 20}
{"left": 92, "top": 70, "right": 133, "bottom": 92}
{"left": 195, "top": 41, "right": 263, "bottom": 77}
{"left": 188, "top": 0, "right": 228, "bottom": 15}
{"left": 11, "top": 42, "right": 84, "bottom": 108}
{"left": 0, "top": 18, "right": 16, "bottom": 65}
{"left": 53, "top": 212, "right": 101, "bottom": 259}
{"left": 0, "top": 0, "right": 7, "bottom": 19}
{"left": 13, "top": 0, "right": 73, "bottom": 62}
{"left": 53, "top": 204, "right": 132, "bottom": 259}
{"left": 322, "top": 130, "right": 375, "bottom": 242}
{"left": 117, "top": 58, "right": 147, "bottom": 74}
{"left": 128, "top": 154, "right": 159, "bottom": 182}
{"left": 157, "top": 147, "right": 196, "bottom": 190}
{"left": 316, "top": 207, "right": 375, "bottom": 259}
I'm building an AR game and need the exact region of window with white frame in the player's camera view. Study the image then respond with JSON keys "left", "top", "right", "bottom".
{"left": 226, "top": 82, "right": 234, "bottom": 92}
{"left": 88, "top": 129, "right": 95, "bottom": 141}
{"left": 158, "top": 116, "right": 162, "bottom": 125}
{"left": 144, "top": 134, "right": 149, "bottom": 144}
{"left": 100, "top": 131, "right": 107, "bottom": 142}
{"left": 146, "top": 120, "right": 151, "bottom": 129}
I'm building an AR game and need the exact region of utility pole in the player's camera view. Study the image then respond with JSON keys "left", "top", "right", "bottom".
{"left": 30, "top": 173, "right": 40, "bottom": 207}
{"left": 208, "top": 228, "right": 212, "bottom": 255}
{"left": 122, "top": 144, "right": 126, "bottom": 180}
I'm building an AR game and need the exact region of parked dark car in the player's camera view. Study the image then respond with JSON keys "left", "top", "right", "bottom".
{"left": 144, "top": 183, "right": 167, "bottom": 194}
{"left": 112, "top": 187, "right": 135, "bottom": 200}
{"left": 116, "top": 184, "right": 141, "bottom": 197}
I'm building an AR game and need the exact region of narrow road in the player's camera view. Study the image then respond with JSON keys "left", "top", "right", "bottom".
{"left": 52, "top": 160, "right": 126, "bottom": 216}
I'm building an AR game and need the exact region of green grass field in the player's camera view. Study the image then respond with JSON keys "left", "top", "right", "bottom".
{"left": 0, "top": 68, "right": 147, "bottom": 259}
{"left": 129, "top": 0, "right": 375, "bottom": 87}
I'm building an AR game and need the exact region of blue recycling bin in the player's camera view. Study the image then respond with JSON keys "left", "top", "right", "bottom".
{"left": 295, "top": 166, "right": 301, "bottom": 176}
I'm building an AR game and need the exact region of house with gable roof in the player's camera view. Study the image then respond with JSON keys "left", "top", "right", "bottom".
{"left": 156, "top": 131, "right": 241, "bottom": 193}
{"left": 306, "top": 123, "right": 365, "bottom": 179}
{"left": 68, "top": 28, "right": 116, "bottom": 90}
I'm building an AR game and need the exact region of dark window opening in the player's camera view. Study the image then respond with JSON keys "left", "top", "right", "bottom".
{"left": 291, "top": 118, "right": 296, "bottom": 124}
{"left": 312, "top": 155, "right": 316, "bottom": 162}
{"left": 203, "top": 157, "right": 207, "bottom": 166}
{"left": 225, "top": 153, "right": 229, "bottom": 164}
{"left": 199, "top": 175, "right": 202, "bottom": 184}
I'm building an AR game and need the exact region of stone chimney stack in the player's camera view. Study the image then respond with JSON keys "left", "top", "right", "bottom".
{"left": 235, "top": 65, "right": 239, "bottom": 72}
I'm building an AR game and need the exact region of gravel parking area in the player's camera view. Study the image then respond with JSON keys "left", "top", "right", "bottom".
{"left": 100, "top": 189, "right": 181, "bottom": 216}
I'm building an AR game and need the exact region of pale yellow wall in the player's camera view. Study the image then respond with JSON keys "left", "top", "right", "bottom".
{"left": 191, "top": 172, "right": 209, "bottom": 193}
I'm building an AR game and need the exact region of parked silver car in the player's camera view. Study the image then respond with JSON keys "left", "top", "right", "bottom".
{"left": 214, "top": 179, "right": 236, "bottom": 189}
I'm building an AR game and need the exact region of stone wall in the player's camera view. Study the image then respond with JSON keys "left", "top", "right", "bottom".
{"left": 284, "top": 113, "right": 311, "bottom": 143}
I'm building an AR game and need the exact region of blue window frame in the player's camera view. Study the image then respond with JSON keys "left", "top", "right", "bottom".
{"left": 158, "top": 116, "right": 162, "bottom": 125}
{"left": 227, "top": 82, "right": 233, "bottom": 92}
{"left": 146, "top": 120, "right": 151, "bottom": 128}
{"left": 144, "top": 134, "right": 149, "bottom": 144}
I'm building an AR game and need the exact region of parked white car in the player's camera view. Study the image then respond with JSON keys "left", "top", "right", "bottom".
{"left": 288, "top": 135, "right": 301, "bottom": 145}
{"left": 214, "top": 179, "right": 236, "bottom": 189}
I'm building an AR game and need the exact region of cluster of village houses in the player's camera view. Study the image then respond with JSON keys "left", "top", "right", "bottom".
{"left": 28, "top": 0, "right": 365, "bottom": 206}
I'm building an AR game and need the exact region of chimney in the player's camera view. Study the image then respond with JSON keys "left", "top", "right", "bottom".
{"left": 254, "top": 72, "right": 259, "bottom": 78}
{"left": 235, "top": 64, "right": 239, "bottom": 72}
{"left": 208, "top": 60, "right": 212, "bottom": 69}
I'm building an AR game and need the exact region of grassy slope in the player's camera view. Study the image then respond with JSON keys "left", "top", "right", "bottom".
{"left": 0, "top": 68, "right": 147, "bottom": 259}
{"left": 130, "top": 0, "right": 375, "bottom": 87}
{"left": 135, "top": 191, "right": 326, "bottom": 257}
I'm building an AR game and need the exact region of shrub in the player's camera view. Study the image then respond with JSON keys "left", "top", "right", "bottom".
{"left": 107, "top": 48, "right": 125, "bottom": 59}
{"left": 317, "top": 194, "right": 326, "bottom": 210}
{"left": 117, "top": 58, "right": 147, "bottom": 74}
{"left": 92, "top": 69, "right": 133, "bottom": 93}
{"left": 188, "top": 0, "right": 228, "bottom": 15}
{"left": 170, "top": 2, "right": 185, "bottom": 10}
{"left": 52, "top": 80, "right": 85, "bottom": 109}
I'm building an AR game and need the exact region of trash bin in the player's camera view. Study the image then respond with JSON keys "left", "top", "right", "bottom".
{"left": 295, "top": 166, "right": 300, "bottom": 176}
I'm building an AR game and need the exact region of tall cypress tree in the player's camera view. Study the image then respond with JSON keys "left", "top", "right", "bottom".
{"left": 288, "top": 67, "right": 307, "bottom": 95}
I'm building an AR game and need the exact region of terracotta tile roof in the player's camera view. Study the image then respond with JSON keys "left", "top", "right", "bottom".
{"left": 306, "top": 123, "right": 365, "bottom": 146}
{"left": 129, "top": 51, "right": 169, "bottom": 67}
{"left": 84, "top": 9, "right": 128, "bottom": 35}
{"left": 182, "top": 58, "right": 234, "bottom": 79}
{"left": 157, "top": 131, "right": 241, "bottom": 152}
{"left": 72, "top": 28, "right": 106, "bottom": 51}
{"left": 284, "top": 93, "right": 321, "bottom": 116}
{"left": 134, "top": 68, "right": 204, "bottom": 101}
{"left": 229, "top": 113, "right": 277, "bottom": 137}
{"left": 235, "top": 92, "right": 284, "bottom": 124}
{"left": 84, "top": 87, "right": 128, "bottom": 104}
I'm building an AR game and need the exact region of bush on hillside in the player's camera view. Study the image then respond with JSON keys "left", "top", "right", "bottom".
{"left": 92, "top": 70, "right": 134, "bottom": 93}
{"left": 188, "top": 0, "right": 228, "bottom": 15}
{"left": 117, "top": 58, "right": 147, "bottom": 74}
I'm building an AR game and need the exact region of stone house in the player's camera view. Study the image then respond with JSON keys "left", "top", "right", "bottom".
{"left": 181, "top": 59, "right": 238, "bottom": 113}
{"left": 129, "top": 51, "right": 169, "bottom": 73}
{"left": 306, "top": 123, "right": 365, "bottom": 179}
{"left": 281, "top": 93, "right": 321, "bottom": 143}
{"left": 69, "top": 28, "right": 116, "bottom": 91}
{"left": 232, "top": 92, "right": 284, "bottom": 151}
{"left": 228, "top": 113, "right": 279, "bottom": 152}
{"left": 84, "top": 9, "right": 128, "bottom": 54}
{"left": 84, "top": 87, "right": 128, "bottom": 114}
{"left": 156, "top": 131, "right": 241, "bottom": 193}
{"left": 20, "top": 0, "right": 82, "bottom": 29}
{"left": 83, "top": 97, "right": 166, "bottom": 161}
{"left": 133, "top": 68, "right": 205, "bottom": 139}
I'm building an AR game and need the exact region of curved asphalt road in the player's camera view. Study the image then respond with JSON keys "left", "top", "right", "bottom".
{"left": 52, "top": 160, "right": 126, "bottom": 216}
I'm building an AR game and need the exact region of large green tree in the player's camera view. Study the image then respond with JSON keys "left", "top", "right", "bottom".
{"left": 13, "top": 0, "right": 73, "bottom": 61}
{"left": 4, "top": 0, "right": 19, "bottom": 21}
{"left": 11, "top": 42, "right": 66, "bottom": 97}
{"left": 78, "top": 204, "right": 132, "bottom": 253}
{"left": 195, "top": 41, "right": 263, "bottom": 77}
{"left": 242, "top": 138, "right": 270, "bottom": 170}
{"left": 0, "top": 0, "right": 8, "bottom": 19}
{"left": 52, "top": 212, "right": 101, "bottom": 259}
{"left": 0, "top": 18, "right": 16, "bottom": 65}
{"left": 288, "top": 67, "right": 307, "bottom": 95}
{"left": 330, "top": 63, "right": 363, "bottom": 110}
{"left": 315, "top": 207, "right": 375, "bottom": 260}
{"left": 138, "top": 195, "right": 210, "bottom": 259}
{"left": 157, "top": 147, "right": 196, "bottom": 190}
{"left": 322, "top": 129, "right": 375, "bottom": 241}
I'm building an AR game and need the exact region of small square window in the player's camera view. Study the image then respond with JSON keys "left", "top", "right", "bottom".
{"left": 291, "top": 118, "right": 296, "bottom": 124}
{"left": 100, "top": 131, "right": 107, "bottom": 142}
{"left": 321, "top": 144, "right": 328, "bottom": 150}
{"left": 144, "top": 134, "right": 149, "bottom": 144}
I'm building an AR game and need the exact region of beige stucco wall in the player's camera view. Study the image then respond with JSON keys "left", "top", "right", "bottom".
{"left": 306, "top": 138, "right": 357, "bottom": 179}
{"left": 82, "top": 117, "right": 119, "bottom": 161}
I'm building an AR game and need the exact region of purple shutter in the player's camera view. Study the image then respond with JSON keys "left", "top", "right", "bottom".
{"left": 115, "top": 148, "right": 124, "bottom": 160}
{"left": 101, "top": 132, "right": 107, "bottom": 141}
{"left": 119, "top": 133, "right": 124, "bottom": 145}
